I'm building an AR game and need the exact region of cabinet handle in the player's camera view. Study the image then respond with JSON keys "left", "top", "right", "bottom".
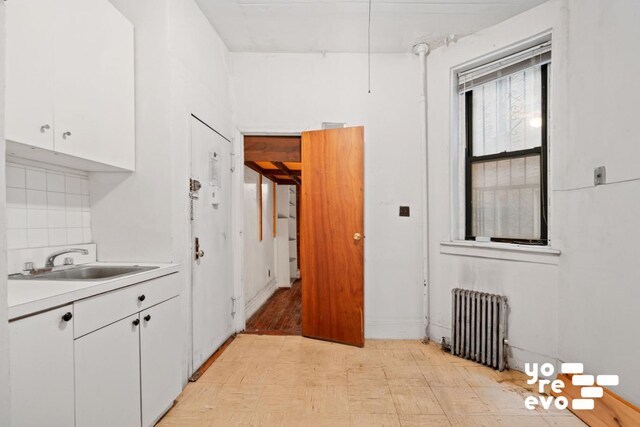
{"left": 132, "top": 319, "right": 140, "bottom": 326}
{"left": 40, "top": 124, "right": 51, "bottom": 133}
{"left": 144, "top": 315, "right": 151, "bottom": 322}
{"left": 62, "top": 131, "right": 72, "bottom": 139}
{"left": 138, "top": 295, "right": 146, "bottom": 302}
{"left": 61, "top": 312, "right": 73, "bottom": 322}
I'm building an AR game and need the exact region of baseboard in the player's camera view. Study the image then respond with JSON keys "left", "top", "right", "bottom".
{"left": 244, "top": 279, "right": 277, "bottom": 319}
{"left": 552, "top": 373, "right": 640, "bottom": 426}
{"left": 429, "top": 324, "right": 558, "bottom": 372}
{"left": 365, "top": 318, "right": 425, "bottom": 339}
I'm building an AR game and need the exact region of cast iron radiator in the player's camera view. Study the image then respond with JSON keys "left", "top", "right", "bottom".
{"left": 451, "top": 288, "right": 508, "bottom": 371}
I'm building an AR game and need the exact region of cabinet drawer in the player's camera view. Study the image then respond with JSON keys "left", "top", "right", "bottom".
{"left": 74, "top": 273, "right": 179, "bottom": 338}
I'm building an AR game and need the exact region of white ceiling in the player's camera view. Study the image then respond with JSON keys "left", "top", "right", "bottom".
{"left": 193, "top": 0, "right": 546, "bottom": 53}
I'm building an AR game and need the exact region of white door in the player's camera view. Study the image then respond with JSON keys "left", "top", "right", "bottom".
{"left": 54, "top": 0, "right": 135, "bottom": 170}
{"left": 140, "top": 297, "right": 182, "bottom": 427}
{"left": 75, "top": 314, "right": 142, "bottom": 427}
{"left": 191, "top": 116, "right": 235, "bottom": 371}
{"left": 9, "top": 305, "right": 74, "bottom": 426}
{"left": 5, "top": 0, "right": 56, "bottom": 149}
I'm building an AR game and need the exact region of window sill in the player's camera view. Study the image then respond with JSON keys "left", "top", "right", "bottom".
{"left": 440, "top": 240, "right": 561, "bottom": 265}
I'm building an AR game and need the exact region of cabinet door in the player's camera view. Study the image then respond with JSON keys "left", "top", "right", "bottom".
{"left": 54, "top": 0, "right": 135, "bottom": 170}
{"left": 140, "top": 297, "right": 182, "bottom": 426}
{"left": 75, "top": 314, "right": 141, "bottom": 427}
{"left": 5, "top": 0, "right": 55, "bottom": 149}
{"left": 9, "top": 305, "right": 74, "bottom": 426}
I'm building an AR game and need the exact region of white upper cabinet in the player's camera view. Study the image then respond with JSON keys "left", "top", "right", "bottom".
{"left": 6, "top": 0, "right": 135, "bottom": 171}
{"left": 5, "top": 0, "right": 56, "bottom": 150}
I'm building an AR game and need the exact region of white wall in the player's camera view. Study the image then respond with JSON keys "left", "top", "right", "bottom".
{"left": 243, "top": 168, "right": 276, "bottom": 318}
{"left": 230, "top": 53, "right": 425, "bottom": 338}
{"left": 426, "top": 0, "right": 640, "bottom": 405}
{"left": 92, "top": 0, "right": 237, "bottom": 382}
{"left": 0, "top": 3, "right": 10, "bottom": 424}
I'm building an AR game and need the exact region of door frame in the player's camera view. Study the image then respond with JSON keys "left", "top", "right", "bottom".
{"left": 234, "top": 128, "right": 302, "bottom": 333}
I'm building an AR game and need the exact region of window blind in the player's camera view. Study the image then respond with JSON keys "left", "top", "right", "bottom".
{"left": 458, "top": 41, "right": 551, "bottom": 93}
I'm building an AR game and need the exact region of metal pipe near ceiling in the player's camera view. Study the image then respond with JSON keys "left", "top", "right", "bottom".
{"left": 413, "top": 42, "right": 430, "bottom": 341}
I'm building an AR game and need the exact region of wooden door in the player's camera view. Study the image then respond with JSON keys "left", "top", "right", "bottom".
{"left": 10, "top": 305, "right": 75, "bottom": 426}
{"left": 301, "top": 126, "right": 364, "bottom": 347}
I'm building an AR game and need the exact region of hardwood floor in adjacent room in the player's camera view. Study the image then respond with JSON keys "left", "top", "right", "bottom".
{"left": 158, "top": 335, "right": 586, "bottom": 427}
{"left": 245, "top": 280, "right": 301, "bottom": 336}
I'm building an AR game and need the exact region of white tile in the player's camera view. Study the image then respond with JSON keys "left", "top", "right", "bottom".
{"left": 65, "top": 176, "right": 82, "bottom": 194}
{"left": 82, "top": 227, "right": 92, "bottom": 243}
{"left": 46, "top": 172, "right": 65, "bottom": 192}
{"left": 7, "top": 208, "right": 27, "bottom": 229}
{"left": 67, "top": 228, "right": 84, "bottom": 244}
{"left": 27, "top": 228, "right": 49, "bottom": 247}
{"left": 7, "top": 188, "right": 26, "bottom": 209}
{"left": 26, "top": 190, "right": 48, "bottom": 210}
{"left": 7, "top": 229, "right": 28, "bottom": 249}
{"left": 82, "top": 195, "right": 91, "bottom": 211}
{"left": 65, "top": 194, "right": 82, "bottom": 211}
{"left": 66, "top": 211, "right": 83, "bottom": 228}
{"left": 47, "top": 192, "right": 66, "bottom": 210}
{"left": 26, "top": 169, "right": 47, "bottom": 190}
{"left": 48, "top": 228, "right": 68, "bottom": 246}
{"left": 48, "top": 210, "right": 67, "bottom": 228}
{"left": 80, "top": 178, "right": 90, "bottom": 195}
{"left": 82, "top": 211, "right": 91, "bottom": 228}
{"left": 7, "top": 166, "right": 26, "bottom": 188}
{"left": 27, "top": 209, "right": 48, "bottom": 228}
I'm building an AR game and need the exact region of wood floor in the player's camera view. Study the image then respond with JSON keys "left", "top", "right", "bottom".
{"left": 159, "top": 335, "right": 585, "bottom": 427}
{"left": 245, "top": 280, "right": 301, "bottom": 336}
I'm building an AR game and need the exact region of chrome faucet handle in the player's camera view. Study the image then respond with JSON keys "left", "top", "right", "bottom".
{"left": 63, "top": 257, "right": 74, "bottom": 266}
{"left": 23, "top": 262, "right": 35, "bottom": 272}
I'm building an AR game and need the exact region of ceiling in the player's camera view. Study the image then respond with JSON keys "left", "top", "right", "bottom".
{"left": 193, "top": 0, "right": 546, "bottom": 53}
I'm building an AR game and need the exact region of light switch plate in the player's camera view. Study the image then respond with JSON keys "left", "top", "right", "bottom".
{"left": 594, "top": 166, "right": 606, "bottom": 186}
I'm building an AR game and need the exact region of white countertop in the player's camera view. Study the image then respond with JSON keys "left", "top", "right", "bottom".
{"left": 8, "top": 262, "right": 181, "bottom": 320}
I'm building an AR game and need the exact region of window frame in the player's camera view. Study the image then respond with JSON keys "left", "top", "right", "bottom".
{"left": 463, "top": 63, "right": 549, "bottom": 245}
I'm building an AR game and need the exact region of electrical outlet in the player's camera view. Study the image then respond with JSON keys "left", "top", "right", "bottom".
{"left": 399, "top": 206, "right": 410, "bottom": 217}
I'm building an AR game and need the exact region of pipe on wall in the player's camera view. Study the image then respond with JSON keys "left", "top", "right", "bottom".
{"left": 413, "top": 42, "right": 430, "bottom": 340}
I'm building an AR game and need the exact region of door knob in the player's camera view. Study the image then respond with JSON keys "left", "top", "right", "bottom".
{"left": 198, "top": 250, "right": 205, "bottom": 258}
{"left": 40, "top": 124, "right": 51, "bottom": 133}
{"left": 354, "top": 233, "right": 362, "bottom": 241}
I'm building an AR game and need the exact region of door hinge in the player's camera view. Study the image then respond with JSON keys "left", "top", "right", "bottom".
{"left": 231, "top": 297, "right": 237, "bottom": 317}
{"left": 230, "top": 152, "right": 236, "bottom": 173}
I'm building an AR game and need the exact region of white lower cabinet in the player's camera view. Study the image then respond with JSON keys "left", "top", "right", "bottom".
{"left": 9, "top": 305, "right": 75, "bottom": 427}
{"left": 75, "top": 314, "right": 142, "bottom": 427}
{"left": 74, "top": 292, "right": 181, "bottom": 427}
{"left": 140, "top": 297, "right": 182, "bottom": 426}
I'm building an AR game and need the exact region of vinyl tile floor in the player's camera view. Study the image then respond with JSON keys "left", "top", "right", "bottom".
{"left": 158, "top": 335, "right": 586, "bottom": 427}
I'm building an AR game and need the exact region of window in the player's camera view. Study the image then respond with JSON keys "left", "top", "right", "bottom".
{"left": 459, "top": 42, "right": 550, "bottom": 245}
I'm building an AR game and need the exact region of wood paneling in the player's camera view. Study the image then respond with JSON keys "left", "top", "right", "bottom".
{"left": 552, "top": 373, "right": 640, "bottom": 426}
{"left": 244, "top": 135, "right": 301, "bottom": 162}
{"left": 245, "top": 280, "right": 302, "bottom": 336}
{"left": 258, "top": 174, "right": 263, "bottom": 241}
{"left": 301, "top": 127, "right": 364, "bottom": 347}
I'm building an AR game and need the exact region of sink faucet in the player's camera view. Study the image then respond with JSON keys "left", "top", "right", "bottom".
{"left": 45, "top": 248, "right": 89, "bottom": 268}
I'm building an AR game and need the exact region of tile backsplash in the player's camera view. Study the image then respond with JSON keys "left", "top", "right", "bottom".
{"left": 6, "top": 162, "right": 92, "bottom": 249}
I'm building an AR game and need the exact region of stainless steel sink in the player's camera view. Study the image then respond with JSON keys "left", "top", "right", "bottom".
{"left": 9, "top": 265, "right": 159, "bottom": 281}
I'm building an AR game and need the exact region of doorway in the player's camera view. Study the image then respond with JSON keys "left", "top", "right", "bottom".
{"left": 241, "top": 127, "right": 365, "bottom": 347}
{"left": 190, "top": 115, "right": 235, "bottom": 370}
